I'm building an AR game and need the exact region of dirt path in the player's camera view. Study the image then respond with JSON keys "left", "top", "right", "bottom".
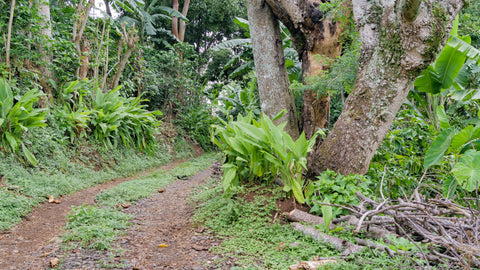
{"left": 0, "top": 159, "right": 195, "bottom": 270}
{"left": 57, "top": 166, "right": 228, "bottom": 269}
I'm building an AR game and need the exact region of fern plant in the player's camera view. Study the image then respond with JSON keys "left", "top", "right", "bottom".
{"left": 0, "top": 78, "right": 47, "bottom": 165}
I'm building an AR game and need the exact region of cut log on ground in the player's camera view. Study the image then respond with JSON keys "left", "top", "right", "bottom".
{"left": 292, "top": 222, "right": 364, "bottom": 257}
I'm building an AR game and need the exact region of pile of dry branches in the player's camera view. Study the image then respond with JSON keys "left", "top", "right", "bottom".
{"left": 288, "top": 190, "right": 480, "bottom": 269}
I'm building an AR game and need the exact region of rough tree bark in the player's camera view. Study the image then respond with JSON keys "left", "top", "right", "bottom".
{"left": 265, "top": 0, "right": 345, "bottom": 139}
{"left": 36, "top": 0, "right": 53, "bottom": 104}
{"left": 310, "top": 0, "right": 465, "bottom": 175}
{"left": 248, "top": 0, "right": 465, "bottom": 176}
{"left": 247, "top": 0, "right": 299, "bottom": 138}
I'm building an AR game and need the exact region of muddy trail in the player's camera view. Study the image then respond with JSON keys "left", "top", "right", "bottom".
{"left": 0, "top": 157, "right": 225, "bottom": 270}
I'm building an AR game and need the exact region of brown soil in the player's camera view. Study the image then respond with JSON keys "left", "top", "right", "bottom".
{"left": 0, "top": 158, "right": 192, "bottom": 270}
{"left": 55, "top": 167, "right": 229, "bottom": 270}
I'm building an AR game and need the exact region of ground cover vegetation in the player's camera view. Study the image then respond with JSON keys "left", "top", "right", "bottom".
{"left": 1, "top": 0, "right": 480, "bottom": 268}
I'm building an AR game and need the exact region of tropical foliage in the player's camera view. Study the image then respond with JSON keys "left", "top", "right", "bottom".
{"left": 211, "top": 111, "right": 319, "bottom": 203}
{"left": 0, "top": 79, "right": 46, "bottom": 165}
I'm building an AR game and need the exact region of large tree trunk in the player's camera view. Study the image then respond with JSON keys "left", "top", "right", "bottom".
{"left": 310, "top": 0, "right": 465, "bottom": 176}
{"left": 36, "top": 0, "right": 53, "bottom": 104}
{"left": 247, "top": 0, "right": 299, "bottom": 138}
{"left": 264, "top": 0, "right": 345, "bottom": 139}
{"left": 178, "top": 0, "right": 190, "bottom": 42}
{"left": 172, "top": 0, "right": 179, "bottom": 39}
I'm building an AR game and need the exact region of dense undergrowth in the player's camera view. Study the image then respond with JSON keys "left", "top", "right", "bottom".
{"left": 191, "top": 179, "right": 432, "bottom": 269}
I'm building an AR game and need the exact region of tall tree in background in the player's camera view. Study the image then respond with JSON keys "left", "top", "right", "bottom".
{"left": 112, "top": 23, "right": 139, "bottom": 89}
{"left": 249, "top": 0, "right": 466, "bottom": 175}
{"left": 72, "top": 0, "right": 95, "bottom": 78}
{"left": 247, "top": 0, "right": 299, "bottom": 138}
{"left": 172, "top": 0, "right": 190, "bottom": 41}
{"left": 5, "top": 0, "right": 15, "bottom": 81}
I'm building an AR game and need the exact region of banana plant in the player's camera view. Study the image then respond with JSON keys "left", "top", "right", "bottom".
{"left": 0, "top": 78, "right": 47, "bottom": 165}
{"left": 212, "top": 17, "right": 302, "bottom": 82}
{"left": 413, "top": 17, "right": 480, "bottom": 130}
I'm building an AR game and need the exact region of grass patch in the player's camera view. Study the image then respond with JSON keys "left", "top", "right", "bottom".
{"left": 191, "top": 179, "right": 427, "bottom": 269}
{"left": 95, "top": 152, "right": 219, "bottom": 207}
{"left": 0, "top": 126, "right": 195, "bottom": 232}
{"left": 61, "top": 152, "right": 218, "bottom": 254}
{"left": 0, "top": 189, "right": 36, "bottom": 230}
{"left": 63, "top": 204, "right": 131, "bottom": 250}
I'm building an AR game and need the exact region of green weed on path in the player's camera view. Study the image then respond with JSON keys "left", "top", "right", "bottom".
{"left": 95, "top": 152, "right": 218, "bottom": 207}
{"left": 62, "top": 153, "right": 219, "bottom": 252}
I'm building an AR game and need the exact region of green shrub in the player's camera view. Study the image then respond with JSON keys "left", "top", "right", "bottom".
{"left": 0, "top": 78, "right": 47, "bottom": 165}
{"left": 54, "top": 79, "right": 162, "bottom": 151}
{"left": 305, "top": 170, "right": 372, "bottom": 219}
{"left": 211, "top": 111, "right": 318, "bottom": 203}
{"left": 89, "top": 86, "right": 162, "bottom": 151}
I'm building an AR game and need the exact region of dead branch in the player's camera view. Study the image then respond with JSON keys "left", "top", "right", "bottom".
{"left": 346, "top": 191, "right": 480, "bottom": 268}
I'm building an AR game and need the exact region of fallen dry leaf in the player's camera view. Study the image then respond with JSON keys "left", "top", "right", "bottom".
{"left": 275, "top": 241, "right": 286, "bottom": 251}
{"left": 158, "top": 243, "right": 168, "bottom": 248}
{"left": 158, "top": 188, "right": 166, "bottom": 193}
{"left": 48, "top": 196, "right": 61, "bottom": 204}
{"left": 49, "top": 257, "right": 59, "bottom": 268}
{"left": 118, "top": 203, "right": 131, "bottom": 209}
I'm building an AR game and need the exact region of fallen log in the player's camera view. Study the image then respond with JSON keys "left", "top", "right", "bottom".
{"left": 292, "top": 222, "right": 364, "bottom": 256}
{"left": 289, "top": 259, "right": 337, "bottom": 270}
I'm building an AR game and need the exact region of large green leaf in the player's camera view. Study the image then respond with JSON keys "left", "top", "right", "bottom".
{"left": 435, "top": 42, "right": 467, "bottom": 90}
{"left": 452, "top": 150, "right": 480, "bottom": 192}
{"left": 424, "top": 127, "right": 456, "bottom": 169}
{"left": 0, "top": 78, "right": 13, "bottom": 119}
{"left": 436, "top": 105, "right": 450, "bottom": 130}
{"left": 450, "top": 125, "right": 480, "bottom": 152}
{"left": 448, "top": 36, "right": 480, "bottom": 63}
{"left": 22, "top": 145, "right": 38, "bottom": 166}
{"left": 414, "top": 66, "right": 442, "bottom": 94}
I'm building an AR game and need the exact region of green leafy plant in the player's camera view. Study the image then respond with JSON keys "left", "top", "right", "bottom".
{"left": 413, "top": 17, "right": 480, "bottom": 130}
{"left": 424, "top": 122, "right": 480, "bottom": 193}
{"left": 211, "top": 110, "right": 318, "bottom": 203}
{"left": 305, "top": 170, "right": 372, "bottom": 219}
{"left": 0, "top": 78, "right": 47, "bottom": 165}
{"left": 89, "top": 86, "right": 162, "bottom": 150}
{"left": 214, "top": 80, "right": 261, "bottom": 120}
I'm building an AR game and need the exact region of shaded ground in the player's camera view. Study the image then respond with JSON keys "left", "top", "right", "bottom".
{"left": 0, "top": 158, "right": 205, "bottom": 270}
